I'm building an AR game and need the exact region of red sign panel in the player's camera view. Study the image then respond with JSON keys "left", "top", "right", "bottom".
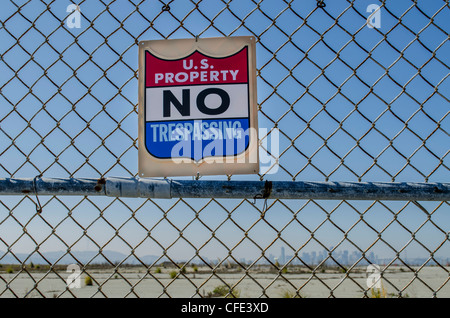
{"left": 146, "top": 48, "right": 248, "bottom": 87}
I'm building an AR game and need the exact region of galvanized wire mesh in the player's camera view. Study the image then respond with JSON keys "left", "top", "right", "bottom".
{"left": 0, "top": 0, "right": 449, "bottom": 298}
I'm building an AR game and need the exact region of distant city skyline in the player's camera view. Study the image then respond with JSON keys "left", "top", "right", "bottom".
{"left": 253, "top": 246, "right": 450, "bottom": 267}
{"left": 2, "top": 246, "right": 449, "bottom": 267}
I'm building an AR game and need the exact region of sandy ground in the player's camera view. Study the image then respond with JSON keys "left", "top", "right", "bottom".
{"left": 0, "top": 266, "right": 449, "bottom": 298}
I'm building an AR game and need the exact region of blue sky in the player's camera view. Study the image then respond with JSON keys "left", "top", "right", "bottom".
{"left": 0, "top": 0, "right": 448, "bottom": 264}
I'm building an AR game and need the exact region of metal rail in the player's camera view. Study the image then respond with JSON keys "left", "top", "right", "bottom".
{"left": 0, "top": 177, "right": 448, "bottom": 201}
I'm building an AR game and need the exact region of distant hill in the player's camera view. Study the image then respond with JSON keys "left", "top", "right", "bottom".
{"left": 0, "top": 250, "right": 163, "bottom": 265}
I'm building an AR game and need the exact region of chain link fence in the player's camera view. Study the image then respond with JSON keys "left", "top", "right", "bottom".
{"left": 0, "top": 0, "right": 449, "bottom": 298}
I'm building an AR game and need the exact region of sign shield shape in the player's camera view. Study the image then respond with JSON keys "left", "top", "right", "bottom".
{"left": 145, "top": 48, "right": 251, "bottom": 162}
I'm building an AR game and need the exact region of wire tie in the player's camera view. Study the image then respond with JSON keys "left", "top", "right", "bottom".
{"left": 317, "top": 0, "right": 326, "bottom": 8}
{"left": 162, "top": 3, "right": 170, "bottom": 12}
{"left": 252, "top": 181, "right": 272, "bottom": 217}
{"left": 33, "top": 174, "right": 43, "bottom": 214}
